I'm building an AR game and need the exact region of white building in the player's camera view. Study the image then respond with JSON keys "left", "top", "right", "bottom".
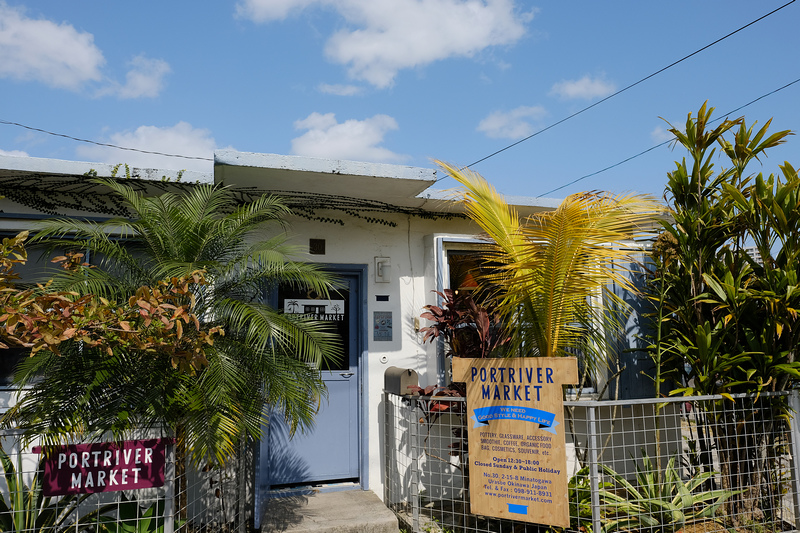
{"left": 0, "top": 151, "right": 651, "bottom": 520}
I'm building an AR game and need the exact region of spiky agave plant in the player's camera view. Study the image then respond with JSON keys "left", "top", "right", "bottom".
{"left": 599, "top": 452, "right": 738, "bottom": 533}
{"left": 0, "top": 445, "right": 100, "bottom": 533}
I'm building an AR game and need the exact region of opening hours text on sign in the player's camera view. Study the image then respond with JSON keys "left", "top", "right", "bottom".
{"left": 35, "top": 438, "right": 172, "bottom": 496}
{"left": 452, "top": 357, "right": 578, "bottom": 528}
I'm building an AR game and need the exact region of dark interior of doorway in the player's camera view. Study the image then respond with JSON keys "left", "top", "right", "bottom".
{"left": 270, "top": 476, "right": 359, "bottom": 491}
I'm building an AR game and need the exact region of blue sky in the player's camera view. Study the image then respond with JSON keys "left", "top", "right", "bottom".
{"left": 0, "top": 1, "right": 798, "bottom": 200}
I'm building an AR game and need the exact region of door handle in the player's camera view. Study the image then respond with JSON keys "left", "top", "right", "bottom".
{"left": 340, "top": 372, "right": 355, "bottom": 378}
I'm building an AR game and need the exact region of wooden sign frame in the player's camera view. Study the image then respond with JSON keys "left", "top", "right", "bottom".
{"left": 452, "top": 357, "right": 578, "bottom": 527}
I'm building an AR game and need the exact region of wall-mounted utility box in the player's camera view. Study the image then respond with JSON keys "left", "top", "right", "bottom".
{"left": 375, "top": 257, "right": 391, "bottom": 283}
{"left": 384, "top": 366, "right": 419, "bottom": 395}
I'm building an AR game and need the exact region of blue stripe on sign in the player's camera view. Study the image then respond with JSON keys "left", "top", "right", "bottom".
{"left": 507, "top": 504, "right": 528, "bottom": 515}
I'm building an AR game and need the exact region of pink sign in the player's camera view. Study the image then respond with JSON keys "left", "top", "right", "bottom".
{"left": 35, "top": 438, "right": 172, "bottom": 496}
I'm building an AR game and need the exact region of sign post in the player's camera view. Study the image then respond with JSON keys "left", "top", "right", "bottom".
{"left": 452, "top": 357, "right": 577, "bottom": 527}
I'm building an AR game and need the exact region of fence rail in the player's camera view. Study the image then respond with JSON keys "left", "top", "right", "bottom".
{"left": 384, "top": 390, "right": 800, "bottom": 533}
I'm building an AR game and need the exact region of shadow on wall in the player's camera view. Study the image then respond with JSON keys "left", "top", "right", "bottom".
{"left": 266, "top": 419, "right": 313, "bottom": 489}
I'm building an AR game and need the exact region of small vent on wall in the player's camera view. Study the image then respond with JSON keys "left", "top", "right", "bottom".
{"left": 309, "top": 238, "right": 326, "bottom": 255}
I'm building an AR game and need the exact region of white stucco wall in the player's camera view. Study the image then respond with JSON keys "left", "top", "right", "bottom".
{"left": 0, "top": 152, "right": 562, "bottom": 503}
{"left": 264, "top": 208, "right": 483, "bottom": 494}
{"left": 0, "top": 193, "right": 484, "bottom": 499}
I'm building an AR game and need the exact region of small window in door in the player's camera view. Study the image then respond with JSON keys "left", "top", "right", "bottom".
{"left": 278, "top": 285, "right": 348, "bottom": 371}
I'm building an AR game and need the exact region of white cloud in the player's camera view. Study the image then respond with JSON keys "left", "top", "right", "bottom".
{"left": 477, "top": 105, "right": 547, "bottom": 140}
{"left": 237, "top": 0, "right": 533, "bottom": 88}
{"left": 0, "top": 2, "right": 105, "bottom": 90}
{"left": 0, "top": 5, "right": 170, "bottom": 98}
{"left": 549, "top": 75, "right": 615, "bottom": 101}
{"left": 291, "top": 112, "right": 406, "bottom": 162}
{"left": 0, "top": 148, "right": 30, "bottom": 157}
{"left": 318, "top": 83, "right": 363, "bottom": 96}
{"left": 650, "top": 126, "right": 674, "bottom": 143}
{"left": 95, "top": 54, "right": 171, "bottom": 99}
{"left": 235, "top": 0, "right": 318, "bottom": 21}
{"left": 75, "top": 122, "right": 216, "bottom": 173}
{"left": 116, "top": 55, "right": 171, "bottom": 99}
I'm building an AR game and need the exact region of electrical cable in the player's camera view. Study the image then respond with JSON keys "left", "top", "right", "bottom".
{"left": 0, "top": 119, "right": 213, "bottom": 161}
{"left": 0, "top": 2, "right": 795, "bottom": 173}
{"left": 458, "top": 0, "right": 796, "bottom": 174}
{"left": 537, "top": 76, "right": 800, "bottom": 197}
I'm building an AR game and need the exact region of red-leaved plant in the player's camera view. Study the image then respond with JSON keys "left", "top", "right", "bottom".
{"left": 420, "top": 289, "right": 509, "bottom": 359}
{"left": 410, "top": 290, "right": 509, "bottom": 468}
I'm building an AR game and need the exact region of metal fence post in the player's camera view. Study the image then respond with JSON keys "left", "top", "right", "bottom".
{"left": 383, "top": 392, "right": 390, "bottom": 504}
{"left": 788, "top": 390, "right": 800, "bottom": 530}
{"left": 237, "top": 437, "right": 247, "bottom": 533}
{"left": 164, "top": 440, "right": 175, "bottom": 533}
{"left": 410, "top": 400, "right": 420, "bottom": 533}
{"left": 587, "top": 403, "right": 602, "bottom": 533}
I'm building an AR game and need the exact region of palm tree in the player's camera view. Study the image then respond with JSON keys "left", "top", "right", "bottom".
{"left": 436, "top": 161, "right": 662, "bottom": 377}
{"left": 7, "top": 178, "right": 341, "bottom": 466}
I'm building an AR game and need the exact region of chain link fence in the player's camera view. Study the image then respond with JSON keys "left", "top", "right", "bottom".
{"left": 385, "top": 390, "right": 800, "bottom": 533}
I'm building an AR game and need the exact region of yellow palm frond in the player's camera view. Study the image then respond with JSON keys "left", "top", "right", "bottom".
{"left": 438, "top": 161, "right": 663, "bottom": 361}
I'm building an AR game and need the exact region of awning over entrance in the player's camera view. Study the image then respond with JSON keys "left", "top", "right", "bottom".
{"left": 0, "top": 152, "right": 562, "bottom": 223}
{"left": 214, "top": 150, "right": 561, "bottom": 221}
{"left": 214, "top": 150, "right": 437, "bottom": 207}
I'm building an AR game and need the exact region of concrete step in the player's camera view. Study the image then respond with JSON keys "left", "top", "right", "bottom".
{"left": 260, "top": 489, "right": 399, "bottom": 533}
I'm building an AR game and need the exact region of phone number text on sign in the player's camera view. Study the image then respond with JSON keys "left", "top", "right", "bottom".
{"left": 452, "top": 357, "right": 577, "bottom": 527}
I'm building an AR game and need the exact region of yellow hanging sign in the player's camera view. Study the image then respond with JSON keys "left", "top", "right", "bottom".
{"left": 452, "top": 357, "right": 578, "bottom": 527}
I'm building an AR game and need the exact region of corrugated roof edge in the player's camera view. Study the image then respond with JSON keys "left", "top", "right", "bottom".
{"left": 214, "top": 150, "right": 437, "bottom": 183}
{"left": 419, "top": 188, "right": 563, "bottom": 210}
{"left": 0, "top": 154, "right": 213, "bottom": 184}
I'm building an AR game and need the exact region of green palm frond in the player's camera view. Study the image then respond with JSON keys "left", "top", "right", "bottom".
{"left": 8, "top": 179, "right": 341, "bottom": 465}
{"left": 213, "top": 298, "right": 341, "bottom": 366}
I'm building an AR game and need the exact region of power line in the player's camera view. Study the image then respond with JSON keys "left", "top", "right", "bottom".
{"left": 0, "top": 2, "right": 795, "bottom": 173}
{"left": 460, "top": 0, "right": 796, "bottom": 172}
{"left": 537, "top": 76, "right": 800, "bottom": 197}
{"left": 0, "top": 119, "right": 213, "bottom": 162}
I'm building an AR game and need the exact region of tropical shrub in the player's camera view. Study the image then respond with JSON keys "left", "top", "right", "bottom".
{"left": 0, "top": 445, "right": 98, "bottom": 533}
{"left": 415, "top": 289, "right": 509, "bottom": 472}
{"left": 435, "top": 161, "right": 661, "bottom": 376}
{"left": 599, "top": 452, "right": 737, "bottom": 533}
{"left": 0, "top": 236, "right": 222, "bottom": 451}
{"left": 420, "top": 289, "right": 510, "bottom": 360}
{"left": 3, "top": 179, "right": 341, "bottom": 467}
{"left": 649, "top": 102, "right": 800, "bottom": 522}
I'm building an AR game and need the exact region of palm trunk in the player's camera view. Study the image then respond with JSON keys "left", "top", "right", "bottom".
{"left": 176, "top": 423, "right": 188, "bottom": 531}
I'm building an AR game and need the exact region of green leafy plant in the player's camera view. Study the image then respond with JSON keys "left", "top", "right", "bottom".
{"left": 97, "top": 494, "right": 185, "bottom": 533}
{"left": 599, "top": 452, "right": 738, "bottom": 533}
{"left": 0, "top": 445, "right": 96, "bottom": 533}
{"left": 7, "top": 180, "right": 342, "bottom": 468}
{"left": 564, "top": 466, "right": 612, "bottom": 532}
{"left": 648, "top": 102, "right": 800, "bottom": 522}
{"left": 437, "top": 160, "right": 661, "bottom": 366}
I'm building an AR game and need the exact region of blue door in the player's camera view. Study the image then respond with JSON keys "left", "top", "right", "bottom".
{"left": 265, "top": 274, "right": 360, "bottom": 488}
